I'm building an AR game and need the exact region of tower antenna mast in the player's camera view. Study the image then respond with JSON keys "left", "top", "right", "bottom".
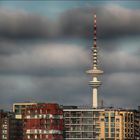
{"left": 86, "top": 14, "right": 103, "bottom": 108}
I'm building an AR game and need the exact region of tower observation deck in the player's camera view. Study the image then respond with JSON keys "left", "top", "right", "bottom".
{"left": 86, "top": 15, "right": 103, "bottom": 108}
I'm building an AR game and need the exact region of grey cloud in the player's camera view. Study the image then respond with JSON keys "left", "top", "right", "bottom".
{"left": 0, "top": 41, "right": 139, "bottom": 109}
{"left": 1, "top": 6, "right": 140, "bottom": 40}
{"left": 101, "top": 73, "right": 140, "bottom": 108}
{"left": 101, "top": 49, "right": 140, "bottom": 73}
{"left": 59, "top": 5, "right": 140, "bottom": 39}
{"left": 0, "top": 43, "right": 90, "bottom": 75}
{"left": 0, "top": 8, "right": 51, "bottom": 39}
{"left": 0, "top": 39, "right": 26, "bottom": 55}
{"left": 0, "top": 74, "right": 90, "bottom": 110}
{"left": 0, "top": 41, "right": 140, "bottom": 109}
{"left": 1, "top": 71, "right": 140, "bottom": 110}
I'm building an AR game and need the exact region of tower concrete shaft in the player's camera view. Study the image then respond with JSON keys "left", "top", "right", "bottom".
{"left": 86, "top": 14, "right": 103, "bottom": 108}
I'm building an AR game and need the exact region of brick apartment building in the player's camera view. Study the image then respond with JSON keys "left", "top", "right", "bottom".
{"left": 22, "top": 103, "right": 64, "bottom": 140}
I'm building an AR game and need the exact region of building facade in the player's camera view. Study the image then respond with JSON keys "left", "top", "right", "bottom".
{"left": 63, "top": 107, "right": 138, "bottom": 140}
{"left": 134, "top": 106, "right": 140, "bottom": 139}
{"left": 22, "top": 103, "right": 64, "bottom": 140}
{"left": 100, "top": 108, "right": 136, "bottom": 140}
{"left": 0, "top": 110, "right": 23, "bottom": 140}
{"left": 63, "top": 106, "right": 105, "bottom": 140}
{"left": 13, "top": 102, "right": 37, "bottom": 119}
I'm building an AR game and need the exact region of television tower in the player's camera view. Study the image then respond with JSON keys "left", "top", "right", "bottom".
{"left": 86, "top": 15, "right": 103, "bottom": 108}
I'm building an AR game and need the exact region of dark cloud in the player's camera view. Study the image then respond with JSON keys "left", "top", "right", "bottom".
{"left": 0, "top": 8, "right": 51, "bottom": 39}
{"left": 1, "top": 6, "right": 140, "bottom": 40}
{"left": 0, "top": 74, "right": 90, "bottom": 110}
{"left": 59, "top": 6, "right": 140, "bottom": 39}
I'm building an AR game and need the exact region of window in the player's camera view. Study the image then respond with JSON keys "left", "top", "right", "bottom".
{"left": 105, "top": 117, "right": 109, "bottom": 122}
{"left": 35, "top": 135, "right": 37, "bottom": 139}
{"left": 105, "top": 133, "right": 109, "bottom": 137}
{"left": 105, "top": 128, "right": 109, "bottom": 133}
{"left": 110, "top": 112, "right": 115, "bottom": 117}
{"left": 105, "top": 113, "right": 109, "bottom": 117}
{"left": 111, "top": 123, "right": 115, "bottom": 127}
{"left": 2, "top": 130, "right": 7, "bottom": 134}
{"left": 111, "top": 117, "right": 115, "bottom": 122}
{"left": 105, "top": 123, "right": 108, "bottom": 127}
{"left": 116, "top": 118, "right": 119, "bottom": 122}
{"left": 95, "top": 128, "right": 100, "bottom": 132}
{"left": 27, "top": 135, "right": 30, "bottom": 139}
{"left": 40, "top": 109, "right": 42, "bottom": 113}
{"left": 116, "top": 134, "right": 119, "bottom": 137}
{"left": 111, "top": 133, "right": 115, "bottom": 137}
{"left": 2, "top": 135, "right": 7, "bottom": 139}
{"left": 111, "top": 128, "right": 115, "bottom": 132}
{"left": 27, "top": 110, "right": 30, "bottom": 114}
{"left": 95, "top": 113, "right": 99, "bottom": 117}
{"left": 101, "top": 118, "right": 104, "bottom": 121}
{"left": 125, "top": 116, "right": 127, "bottom": 122}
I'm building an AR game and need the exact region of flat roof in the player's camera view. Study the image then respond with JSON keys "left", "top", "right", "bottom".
{"left": 63, "top": 109, "right": 105, "bottom": 111}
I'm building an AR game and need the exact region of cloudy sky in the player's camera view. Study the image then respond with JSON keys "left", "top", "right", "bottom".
{"left": 0, "top": 0, "right": 140, "bottom": 110}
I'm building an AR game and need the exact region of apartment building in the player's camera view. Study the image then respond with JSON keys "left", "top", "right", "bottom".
{"left": 13, "top": 102, "right": 37, "bottom": 119}
{"left": 63, "top": 106, "right": 104, "bottom": 140}
{"left": 0, "top": 110, "right": 23, "bottom": 140}
{"left": 63, "top": 106, "right": 137, "bottom": 140}
{"left": 101, "top": 108, "right": 136, "bottom": 140}
{"left": 22, "top": 103, "right": 64, "bottom": 140}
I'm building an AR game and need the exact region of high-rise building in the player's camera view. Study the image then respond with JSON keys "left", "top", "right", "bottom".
{"left": 22, "top": 103, "right": 64, "bottom": 140}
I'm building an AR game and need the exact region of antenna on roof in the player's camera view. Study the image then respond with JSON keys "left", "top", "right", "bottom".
{"left": 93, "top": 14, "right": 97, "bottom": 48}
